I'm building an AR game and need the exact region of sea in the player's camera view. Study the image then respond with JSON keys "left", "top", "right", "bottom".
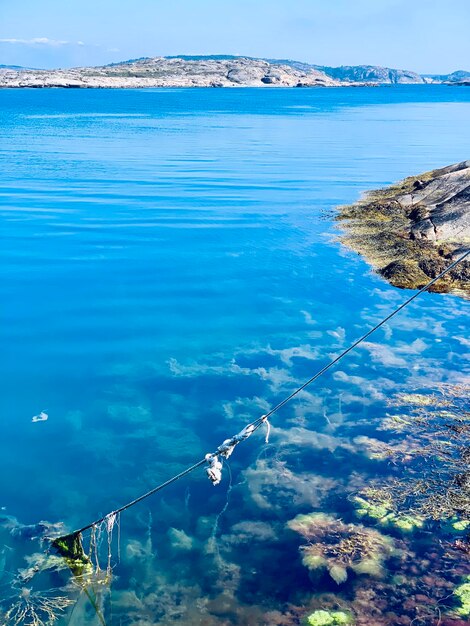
{"left": 0, "top": 86, "right": 469, "bottom": 625}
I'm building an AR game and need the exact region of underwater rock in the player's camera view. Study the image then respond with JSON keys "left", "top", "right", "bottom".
{"left": 167, "top": 527, "right": 194, "bottom": 551}
{"left": 353, "top": 435, "right": 418, "bottom": 463}
{"left": 0, "top": 515, "right": 65, "bottom": 542}
{"left": 337, "top": 161, "right": 470, "bottom": 297}
{"left": 287, "top": 512, "right": 394, "bottom": 585}
{"left": 221, "top": 520, "right": 277, "bottom": 545}
{"left": 106, "top": 401, "right": 152, "bottom": 424}
{"left": 242, "top": 458, "right": 337, "bottom": 511}
{"left": 125, "top": 537, "right": 153, "bottom": 561}
{"left": 18, "top": 552, "right": 69, "bottom": 582}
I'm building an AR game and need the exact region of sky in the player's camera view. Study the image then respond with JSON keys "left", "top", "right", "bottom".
{"left": 0, "top": 0, "right": 469, "bottom": 73}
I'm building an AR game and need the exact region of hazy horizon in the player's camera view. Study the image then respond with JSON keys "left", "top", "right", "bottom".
{"left": 1, "top": 0, "right": 469, "bottom": 73}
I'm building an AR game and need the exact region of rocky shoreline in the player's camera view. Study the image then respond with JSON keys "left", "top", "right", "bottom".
{"left": 337, "top": 161, "right": 470, "bottom": 297}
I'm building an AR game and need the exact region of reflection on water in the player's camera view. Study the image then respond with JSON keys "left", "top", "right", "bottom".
{"left": 0, "top": 87, "right": 469, "bottom": 624}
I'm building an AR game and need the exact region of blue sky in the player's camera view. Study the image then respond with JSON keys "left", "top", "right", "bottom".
{"left": 0, "top": 0, "right": 469, "bottom": 72}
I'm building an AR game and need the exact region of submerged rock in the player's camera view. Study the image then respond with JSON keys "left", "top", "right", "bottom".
{"left": 167, "top": 527, "right": 194, "bottom": 551}
{"left": 337, "top": 161, "right": 470, "bottom": 297}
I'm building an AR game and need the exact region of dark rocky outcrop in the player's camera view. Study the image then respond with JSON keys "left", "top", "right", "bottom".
{"left": 337, "top": 162, "right": 470, "bottom": 297}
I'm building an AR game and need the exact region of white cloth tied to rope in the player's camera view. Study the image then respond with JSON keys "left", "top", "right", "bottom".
{"left": 204, "top": 416, "right": 271, "bottom": 485}
{"left": 205, "top": 454, "right": 223, "bottom": 485}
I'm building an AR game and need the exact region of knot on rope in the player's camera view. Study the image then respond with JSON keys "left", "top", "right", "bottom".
{"left": 215, "top": 423, "right": 257, "bottom": 459}
{"left": 205, "top": 454, "right": 223, "bottom": 486}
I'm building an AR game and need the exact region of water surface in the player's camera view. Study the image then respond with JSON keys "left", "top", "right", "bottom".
{"left": 1, "top": 86, "right": 469, "bottom": 625}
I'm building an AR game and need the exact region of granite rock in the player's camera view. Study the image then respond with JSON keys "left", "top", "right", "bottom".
{"left": 337, "top": 161, "right": 470, "bottom": 296}
{"left": 0, "top": 56, "right": 339, "bottom": 89}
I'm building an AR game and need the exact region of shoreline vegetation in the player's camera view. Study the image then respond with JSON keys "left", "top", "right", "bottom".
{"left": 337, "top": 161, "right": 470, "bottom": 298}
{"left": 1, "top": 55, "right": 469, "bottom": 89}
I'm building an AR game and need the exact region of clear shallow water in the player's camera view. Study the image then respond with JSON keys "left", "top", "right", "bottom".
{"left": 0, "top": 86, "right": 469, "bottom": 624}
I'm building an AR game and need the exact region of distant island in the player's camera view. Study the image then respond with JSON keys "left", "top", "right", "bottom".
{"left": 1, "top": 55, "right": 469, "bottom": 88}
{"left": 337, "top": 161, "right": 470, "bottom": 297}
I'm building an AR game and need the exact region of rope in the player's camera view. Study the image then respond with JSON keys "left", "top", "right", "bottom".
{"left": 57, "top": 248, "right": 469, "bottom": 541}
{"left": 73, "top": 458, "right": 207, "bottom": 535}
{"left": 261, "top": 248, "right": 469, "bottom": 420}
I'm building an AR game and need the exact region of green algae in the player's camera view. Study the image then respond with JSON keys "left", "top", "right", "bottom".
{"left": 361, "top": 385, "right": 470, "bottom": 524}
{"left": 451, "top": 519, "right": 470, "bottom": 532}
{"left": 352, "top": 490, "right": 425, "bottom": 533}
{"left": 390, "top": 514, "right": 425, "bottom": 532}
{"left": 288, "top": 513, "right": 394, "bottom": 585}
{"left": 454, "top": 576, "right": 470, "bottom": 616}
{"left": 52, "top": 532, "right": 92, "bottom": 579}
{"left": 304, "top": 609, "right": 353, "bottom": 625}
{"left": 352, "top": 495, "right": 391, "bottom": 520}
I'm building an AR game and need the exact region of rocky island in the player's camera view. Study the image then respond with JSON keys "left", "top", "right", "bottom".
{"left": 0, "top": 56, "right": 340, "bottom": 88}
{"left": 337, "top": 161, "right": 470, "bottom": 296}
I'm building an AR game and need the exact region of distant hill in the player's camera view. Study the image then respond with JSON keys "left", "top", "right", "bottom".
{"left": 265, "top": 60, "right": 425, "bottom": 84}
{"left": 165, "top": 55, "right": 245, "bottom": 62}
{"left": 314, "top": 64, "right": 425, "bottom": 84}
{"left": 0, "top": 64, "right": 29, "bottom": 70}
{"left": 105, "top": 57, "right": 151, "bottom": 67}
{"left": 265, "top": 60, "right": 469, "bottom": 85}
{"left": 424, "top": 70, "right": 470, "bottom": 83}
{"left": 448, "top": 70, "right": 470, "bottom": 81}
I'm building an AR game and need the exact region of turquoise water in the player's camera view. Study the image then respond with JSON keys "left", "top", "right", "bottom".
{"left": 1, "top": 86, "right": 469, "bottom": 624}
